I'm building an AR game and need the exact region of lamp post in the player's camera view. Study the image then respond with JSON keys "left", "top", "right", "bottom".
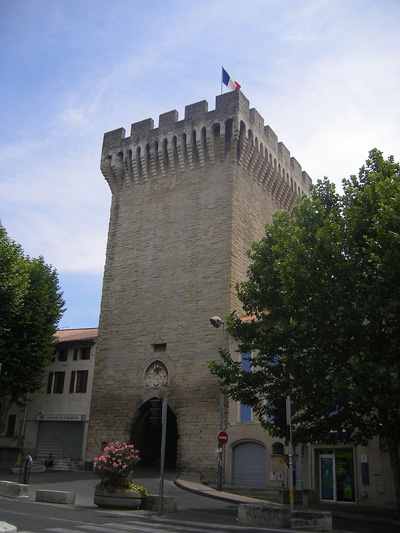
{"left": 210, "top": 315, "right": 225, "bottom": 491}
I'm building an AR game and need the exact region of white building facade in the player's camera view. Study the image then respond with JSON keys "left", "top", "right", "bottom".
{"left": 0, "top": 328, "right": 97, "bottom": 470}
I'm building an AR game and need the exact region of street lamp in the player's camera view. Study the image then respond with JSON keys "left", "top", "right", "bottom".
{"left": 210, "top": 315, "right": 225, "bottom": 491}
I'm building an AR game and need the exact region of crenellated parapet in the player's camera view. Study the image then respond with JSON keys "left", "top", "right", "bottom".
{"left": 100, "top": 91, "right": 311, "bottom": 212}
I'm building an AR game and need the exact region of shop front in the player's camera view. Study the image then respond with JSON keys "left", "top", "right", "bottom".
{"left": 318, "top": 448, "right": 355, "bottom": 503}
{"left": 36, "top": 414, "right": 87, "bottom": 464}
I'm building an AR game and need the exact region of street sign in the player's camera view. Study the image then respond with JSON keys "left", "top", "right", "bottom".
{"left": 218, "top": 430, "right": 228, "bottom": 445}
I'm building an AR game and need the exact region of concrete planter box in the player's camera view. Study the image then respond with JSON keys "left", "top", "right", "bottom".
{"left": 94, "top": 487, "right": 142, "bottom": 509}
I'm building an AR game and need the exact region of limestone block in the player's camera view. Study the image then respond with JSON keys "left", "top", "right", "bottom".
{"left": 291, "top": 510, "right": 332, "bottom": 531}
{"left": 35, "top": 489, "right": 75, "bottom": 504}
{"left": 0, "top": 481, "right": 29, "bottom": 499}
{"left": 142, "top": 494, "right": 177, "bottom": 513}
{"left": 238, "top": 504, "right": 290, "bottom": 528}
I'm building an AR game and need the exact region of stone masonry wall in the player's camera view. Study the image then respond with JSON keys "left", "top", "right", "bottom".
{"left": 87, "top": 90, "right": 311, "bottom": 477}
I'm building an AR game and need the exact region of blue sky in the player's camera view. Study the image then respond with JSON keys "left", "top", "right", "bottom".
{"left": 1, "top": 0, "right": 399, "bottom": 329}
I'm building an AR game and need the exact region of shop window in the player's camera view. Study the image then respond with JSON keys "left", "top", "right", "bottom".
{"left": 320, "top": 450, "right": 355, "bottom": 502}
{"left": 47, "top": 371, "right": 65, "bottom": 394}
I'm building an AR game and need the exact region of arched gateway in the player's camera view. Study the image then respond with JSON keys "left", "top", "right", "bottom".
{"left": 130, "top": 398, "right": 178, "bottom": 469}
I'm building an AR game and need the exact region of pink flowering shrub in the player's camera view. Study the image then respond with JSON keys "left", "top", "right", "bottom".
{"left": 93, "top": 441, "right": 145, "bottom": 493}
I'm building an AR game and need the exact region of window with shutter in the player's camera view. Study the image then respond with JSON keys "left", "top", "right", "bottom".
{"left": 70, "top": 371, "right": 76, "bottom": 393}
{"left": 76, "top": 370, "right": 88, "bottom": 393}
{"left": 53, "top": 372, "right": 65, "bottom": 393}
{"left": 6, "top": 415, "right": 16, "bottom": 437}
{"left": 58, "top": 349, "right": 68, "bottom": 361}
{"left": 47, "top": 372, "right": 54, "bottom": 394}
{"left": 77, "top": 347, "right": 91, "bottom": 360}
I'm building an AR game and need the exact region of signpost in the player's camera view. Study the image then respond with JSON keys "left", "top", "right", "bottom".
{"left": 287, "top": 395, "right": 294, "bottom": 512}
{"left": 216, "top": 430, "right": 228, "bottom": 492}
{"left": 158, "top": 397, "right": 168, "bottom": 516}
{"left": 218, "top": 430, "right": 228, "bottom": 445}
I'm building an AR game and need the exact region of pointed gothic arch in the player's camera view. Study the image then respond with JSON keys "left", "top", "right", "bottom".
{"left": 130, "top": 398, "right": 178, "bottom": 469}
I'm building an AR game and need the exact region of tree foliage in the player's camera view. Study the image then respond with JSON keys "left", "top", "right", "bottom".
{"left": 0, "top": 223, "right": 65, "bottom": 429}
{"left": 209, "top": 149, "right": 400, "bottom": 512}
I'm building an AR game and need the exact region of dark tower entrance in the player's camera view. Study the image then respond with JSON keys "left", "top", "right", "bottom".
{"left": 130, "top": 398, "right": 178, "bottom": 469}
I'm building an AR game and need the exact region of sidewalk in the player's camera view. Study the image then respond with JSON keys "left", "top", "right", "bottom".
{"left": 175, "top": 472, "right": 399, "bottom": 527}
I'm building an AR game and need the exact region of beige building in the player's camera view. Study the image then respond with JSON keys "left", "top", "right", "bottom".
{"left": 226, "top": 339, "right": 397, "bottom": 509}
{"left": 0, "top": 328, "right": 97, "bottom": 470}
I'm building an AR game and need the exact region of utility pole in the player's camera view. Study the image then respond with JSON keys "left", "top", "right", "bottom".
{"left": 287, "top": 395, "right": 294, "bottom": 512}
{"left": 158, "top": 397, "right": 168, "bottom": 516}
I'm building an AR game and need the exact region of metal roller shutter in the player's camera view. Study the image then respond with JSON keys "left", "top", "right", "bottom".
{"left": 36, "top": 422, "right": 84, "bottom": 460}
{"left": 233, "top": 441, "right": 266, "bottom": 485}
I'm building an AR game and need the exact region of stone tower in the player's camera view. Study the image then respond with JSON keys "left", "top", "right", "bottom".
{"left": 87, "top": 90, "right": 311, "bottom": 476}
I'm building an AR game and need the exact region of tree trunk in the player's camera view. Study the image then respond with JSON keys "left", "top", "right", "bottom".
{"left": 384, "top": 431, "right": 400, "bottom": 519}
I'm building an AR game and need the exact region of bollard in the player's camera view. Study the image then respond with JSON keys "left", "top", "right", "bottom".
{"left": 19, "top": 455, "right": 32, "bottom": 484}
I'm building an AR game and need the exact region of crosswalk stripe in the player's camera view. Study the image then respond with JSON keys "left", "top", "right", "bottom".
{"left": 76, "top": 521, "right": 239, "bottom": 533}
{"left": 23, "top": 516, "right": 283, "bottom": 533}
{"left": 105, "top": 521, "right": 257, "bottom": 533}
{"left": 47, "top": 529, "right": 88, "bottom": 533}
{"left": 126, "top": 519, "right": 278, "bottom": 532}
{"left": 74, "top": 523, "right": 159, "bottom": 533}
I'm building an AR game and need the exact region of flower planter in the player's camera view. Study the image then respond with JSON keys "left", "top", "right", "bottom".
{"left": 94, "top": 487, "right": 142, "bottom": 509}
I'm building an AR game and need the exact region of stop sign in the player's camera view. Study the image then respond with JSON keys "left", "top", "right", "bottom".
{"left": 218, "top": 430, "right": 228, "bottom": 445}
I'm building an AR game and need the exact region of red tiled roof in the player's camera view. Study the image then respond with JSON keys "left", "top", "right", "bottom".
{"left": 55, "top": 328, "right": 98, "bottom": 343}
{"left": 240, "top": 314, "right": 258, "bottom": 323}
{"left": 240, "top": 313, "right": 266, "bottom": 324}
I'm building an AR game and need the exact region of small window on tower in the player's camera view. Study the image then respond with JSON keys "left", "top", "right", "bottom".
{"left": 153, "top": 343, "right": 166, "bottom": 352}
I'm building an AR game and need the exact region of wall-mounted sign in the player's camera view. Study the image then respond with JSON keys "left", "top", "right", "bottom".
{"left": 37, "top": 414, "right": 86, "bottom": 422}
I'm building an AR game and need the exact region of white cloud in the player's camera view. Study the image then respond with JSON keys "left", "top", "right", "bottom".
{"left": 1, "top": 0, "right": 399, "bottom": 326}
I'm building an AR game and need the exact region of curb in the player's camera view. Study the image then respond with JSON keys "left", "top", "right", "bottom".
{"left": 174, "top": 473, "right": 278, "bottom": 505}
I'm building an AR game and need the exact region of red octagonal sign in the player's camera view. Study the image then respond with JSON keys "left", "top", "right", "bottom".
{"left": 218, "top": 430, "right": 228, "bottom": 445}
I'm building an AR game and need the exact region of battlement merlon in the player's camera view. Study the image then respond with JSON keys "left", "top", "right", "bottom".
{"left": 100, "top": 90, "right": 311, "bottom": 197}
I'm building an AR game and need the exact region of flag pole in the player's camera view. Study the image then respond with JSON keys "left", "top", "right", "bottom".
{"left": 221, "top": 66, "right": 223, "bottom": 95}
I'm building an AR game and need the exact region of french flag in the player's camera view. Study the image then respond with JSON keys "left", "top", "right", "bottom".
{"left": 222, "top": 67, "right": 241, "bottom": 91}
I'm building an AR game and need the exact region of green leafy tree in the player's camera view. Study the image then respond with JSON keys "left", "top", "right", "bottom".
{"left": 209, "top": 149, "right": 400, "bottom": 515}
{"left": 0, "top": 223, "right": 65, "bottom": 432}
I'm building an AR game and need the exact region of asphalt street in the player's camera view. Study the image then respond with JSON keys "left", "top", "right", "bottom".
{"left": 0, "top": 467, "right": 399, "bottom": 533}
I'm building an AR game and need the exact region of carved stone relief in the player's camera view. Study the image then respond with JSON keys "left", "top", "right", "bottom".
{"left": 144, "top": 360, "right": 168, "bottom": 388}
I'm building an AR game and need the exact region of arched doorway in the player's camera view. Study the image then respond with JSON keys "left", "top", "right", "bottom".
{"left": 130, "top": 398, "right": 178, "bottom": 469}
